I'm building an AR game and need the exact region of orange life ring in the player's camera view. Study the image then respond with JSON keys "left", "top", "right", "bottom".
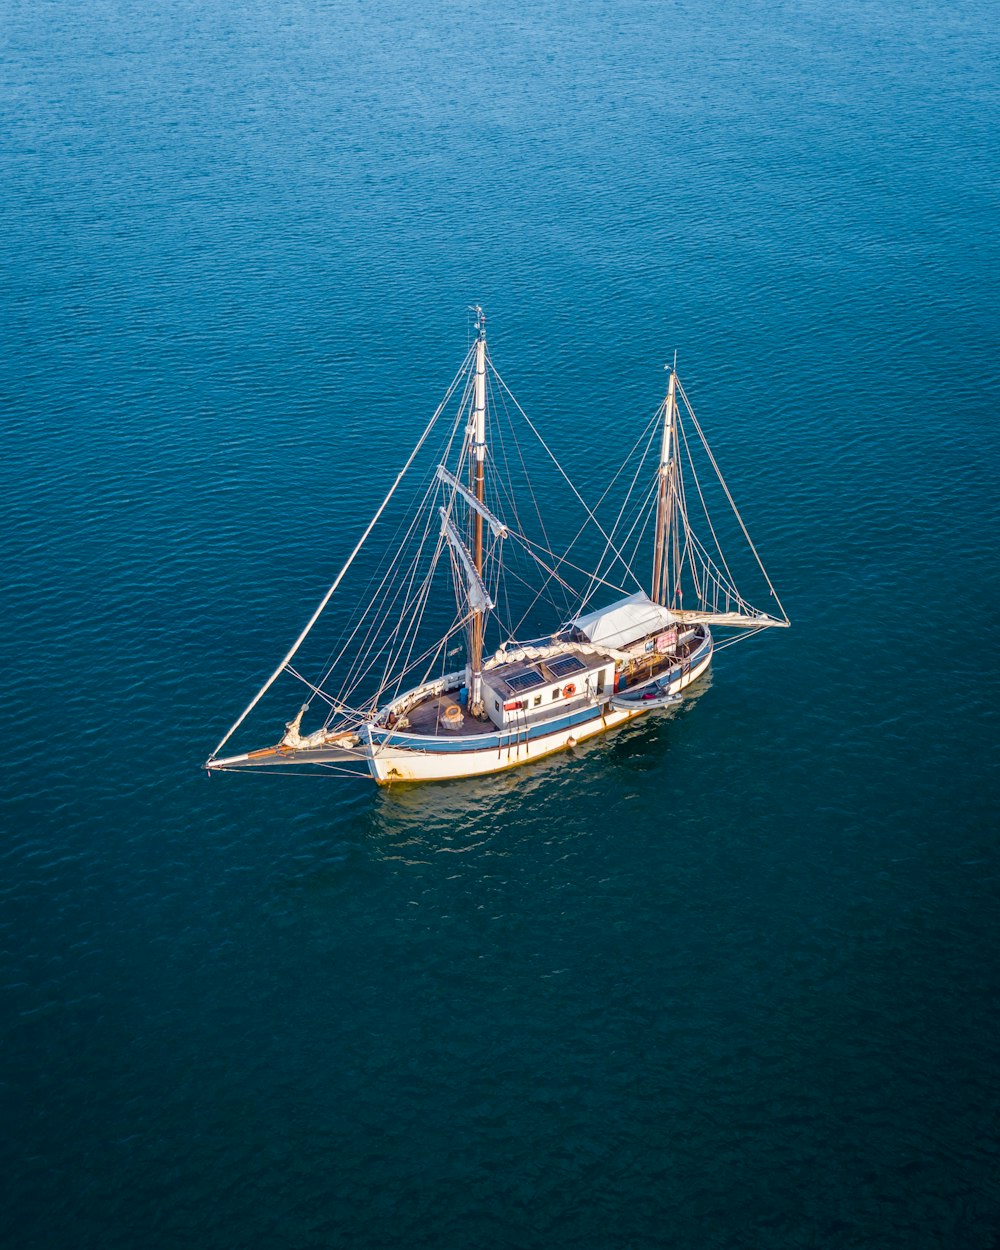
{"left": 562, "top": 683, "right": 576, "bottom": 698}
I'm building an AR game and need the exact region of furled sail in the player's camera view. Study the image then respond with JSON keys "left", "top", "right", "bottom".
{"left": 439, "top": 507, "right": 494, "bottom": 613}
{"left": 436, "top": 466, "right": 508, "bottom": 537}
{"left": 669, "top": 609, "right": 789, "bottom": 628}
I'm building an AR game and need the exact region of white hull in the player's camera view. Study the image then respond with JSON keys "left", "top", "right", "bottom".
{"left": 366, "top": 651, "right": 711, "bottom": 784}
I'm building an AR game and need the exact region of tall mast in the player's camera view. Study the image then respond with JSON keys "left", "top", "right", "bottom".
{"left": 469, "top": 306, "right": 487, "bottom": 715}
{"left": 651, "top": 362, "right": 676, "bottom": 605}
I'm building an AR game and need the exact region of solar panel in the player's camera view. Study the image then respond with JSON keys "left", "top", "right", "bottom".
{"left": 506, "top": 668, "right": 545, "bottom": 693}
{"left": 546, "top": 654, "right": 586, "bottom": 678}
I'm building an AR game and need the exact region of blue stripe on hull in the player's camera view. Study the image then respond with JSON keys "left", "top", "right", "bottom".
{"left": 370, "top": 703, "right": 604, "bottom": 754}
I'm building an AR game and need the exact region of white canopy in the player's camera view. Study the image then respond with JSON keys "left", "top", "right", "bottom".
{"left": 570, "top": 591, "right": 676, "bottom": 650}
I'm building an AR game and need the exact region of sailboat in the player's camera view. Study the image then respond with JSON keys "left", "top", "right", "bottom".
{"left": 205, "top": 308, "right": 788, "bottom": 785}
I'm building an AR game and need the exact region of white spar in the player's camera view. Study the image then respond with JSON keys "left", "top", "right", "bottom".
{"left": 436, "top": 465, "right": 508, "bottom": 537}
{"left": 439, "top": 508, "right": 494, "bottom": 613}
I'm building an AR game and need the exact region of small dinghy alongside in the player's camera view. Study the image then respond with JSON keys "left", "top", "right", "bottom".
{"left": 205, "top": 309, "right": 788, "bottom": 784}
{"left": 610, "top": 687, "right": 683, "bottom": 712}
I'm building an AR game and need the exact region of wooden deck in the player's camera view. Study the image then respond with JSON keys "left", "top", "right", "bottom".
{"left": 400, "top": 692, "right": 491, "bottom": 738}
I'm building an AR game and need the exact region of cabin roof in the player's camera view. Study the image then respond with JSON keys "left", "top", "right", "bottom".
{"left": 485, "top": 646, "right": 611, "bottom": 696}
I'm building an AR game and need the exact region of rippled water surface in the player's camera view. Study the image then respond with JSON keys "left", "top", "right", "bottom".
{"left": 3, "top": 2, "right": 999, "bottom": 1246}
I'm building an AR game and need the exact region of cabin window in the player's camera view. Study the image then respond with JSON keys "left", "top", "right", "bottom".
{"left": 494, "top": 699, "right": 500, "bottom": 711}
{"left": 596, "top": 669, "right": 606, "bottom": 693}
{"left": 533, "top": 695, "right": 542, "bottom": 707}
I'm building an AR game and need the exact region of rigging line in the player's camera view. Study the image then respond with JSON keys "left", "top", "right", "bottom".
{"left": 285, "top": 665, "right": 360, "bottom": 714}
{"left": 334, "top": 406, "right": 473, "bottom": 702}
{"left": 339, "top": 536, "right": 443, "bottom": 712}
{"left": 372, "top": 527, "right": 448, "bottom": 708}
{"left": 499, "top": 558, "right": 571, "bottom": 607}
{"left": 354, "top": 479, "right": 446, "bottom": 676}
{"left": 314, "top": 364, "right": 475, "bottom": 695}
{"left": 714, "top": 627, "right": 766, "bottom": 652}
{"left": 314, "top": 469, "right": 440, "bottom": 682}
{"left": 307, "top": 357, "right": 477, "bottom": 700}
{"left": 445, "top": 547, "right": 469, "bottom": 665}
{"left": 675, "top": 378, "right": 789, "bottom": 622}
{"left": 415, "top": 609, "right": 474, "bottom": 690}
{"left": 686, "top": 536, "right": 758, "bottom": 615}
{"left": 491, "top": 407, "right": 661, "bottom": 588}
{"left": 486, "top": 360, "right": 557, "bottom": 563}
{"left": 339, "top": 553, "right": 435, "bottom": 713}
{"left": 580, "top": 411, "right": 663, "bottom": 609}
{"left": 617, "top": 499, "right": 658, "bottom": 609}
{"left": 329, "top": 480, "right": 446, "bottom": 708}
{"left": 316, "top": 469, "right": 447, "bottom": 705}
{"left": 486, "top": 443, "right": 577, "bottom": 625}
{"left": 407, "top": 631, "right": 465, "bottom": 699}
{"left": 446, "top": 362, "right": 478, "bottom": 459}
{"left": 672, "top": 476, "right": 683, "bottom": 603}
{"left": 508, "top": 537, "right": 594, "bottom": 599}
{"left": 677, "top": 519, "right": 701, "bottom": 607}
{"left": 507, "top": 531, "right": 631, "bottom": 596}
{"left": 486, "top": 379, "right": 592, "bottom": 622}
{"left": 502, "top": 550, "right": 596, "bottom": 640}
{"left": 617, "top": 475, "right": 661, "bottom": 584}
{"left": 485, "top": 532, "right": 504, "bottom": 600}
{"left": 208, "top": 343, "right": 477, "bottom": 762}
{"left": 687, "top": 534, "right": 740, "bottom": 600}
{"left": 490, "top": 368, "right": 617, "bottom": 623}
{"left": 591, "top": 405, "right": 664, "bottom": 512}
{"left": 487, "top": 402, "right": 532, "bottom": 531}
{"left": 487, "top": 403, "right": 579, "bottom": 624}
{"left": 485, "top": 376, "right": 523, "bottom": 534}
{"left": 389, "top": 606, "right": 475, "bottom": 696}
{"left": 216, "top": 763, "right": 373, "bottom": 780}
{"left": 538, "top": 402, "right": 663, "bottom": 619}
{"left": 495, "top": 558, "right": 515, "bottom": 646}
{"left": 495, "top": 540, "right": 575, "bottom": 641}
{"left": 497, "top": 536, "right": 518, "bottom": 640}
{"left": 478, "top": 543, "right": 508, "bottom": 649}
{"left": 374, "top": 587, "right": 435, "bottom": 708}
{"left": 674, "top": 401, "right": 740, "bottom": 595}
{"left": 489, "top": 460, "right": 561, "bottom": 625}
{"left": 488, "top": 361, "right": 645, "bottom": 595}
{"left": 672, "top": 444, "right": 705, "bottom": 602}
{"left": 596, "top": 470, "right": 659, "bottom": 589}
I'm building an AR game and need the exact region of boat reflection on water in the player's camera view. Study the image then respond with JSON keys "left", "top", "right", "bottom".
{"left": 360, "top": 670, "right": 715, "bottom": 865}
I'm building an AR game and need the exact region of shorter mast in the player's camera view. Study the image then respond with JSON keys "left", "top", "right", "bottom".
{"left": 469, "top": 307, "right": 487, "bottom": 716}
{"left": 651, "top": 364, "right": 676, "bottom": 606}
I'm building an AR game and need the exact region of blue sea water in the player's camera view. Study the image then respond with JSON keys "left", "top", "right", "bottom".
{"left": 3, "top": 1, "right": 999, "bottom": 1246}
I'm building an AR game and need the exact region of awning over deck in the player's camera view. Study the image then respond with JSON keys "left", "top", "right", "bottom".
{"left": 570, "top": 591, "right": 676, "bottom": 650}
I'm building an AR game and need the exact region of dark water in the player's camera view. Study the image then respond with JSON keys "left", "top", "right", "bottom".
{"left": 4, "top": 1, "right": 999, "bottom": 1246}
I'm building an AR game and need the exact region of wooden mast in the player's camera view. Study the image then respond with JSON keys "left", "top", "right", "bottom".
{"left": 651, "top": 363, "right": 676, "bottom": 605}
{"left": 469, "top": 306, "right": 487, "bottom": 716}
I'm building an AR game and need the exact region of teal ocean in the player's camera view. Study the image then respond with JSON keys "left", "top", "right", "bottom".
{"left": 3, "top": 2, "right": 999, "bottom": 1246}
